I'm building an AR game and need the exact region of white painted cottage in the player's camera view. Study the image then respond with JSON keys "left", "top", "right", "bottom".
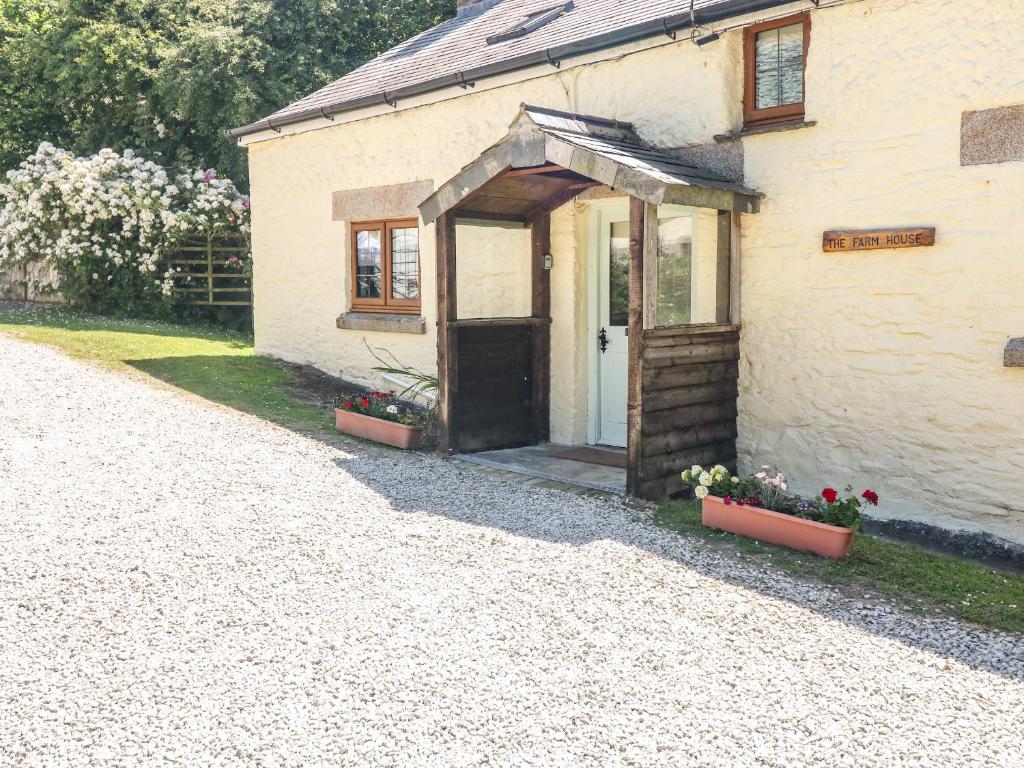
{"left": 230, "top": 0, "right": 1024, "bottom": 550}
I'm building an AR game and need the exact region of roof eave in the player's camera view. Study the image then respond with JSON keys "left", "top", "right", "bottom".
{"left": 226, "top": 0, "right": 798, "bottom": 140}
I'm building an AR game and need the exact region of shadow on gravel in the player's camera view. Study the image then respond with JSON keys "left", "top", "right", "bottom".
{"left": 328, "top": 450, "right": 1024, "bottom": 685}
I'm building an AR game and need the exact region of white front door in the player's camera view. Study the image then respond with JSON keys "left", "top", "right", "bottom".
{"left": 593, "top": 206, "right": 631, "bottom": 448}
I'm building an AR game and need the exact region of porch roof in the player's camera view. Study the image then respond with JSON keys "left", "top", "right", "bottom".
{"left": 418, "top": 105, "right": 761, "bottom": 224}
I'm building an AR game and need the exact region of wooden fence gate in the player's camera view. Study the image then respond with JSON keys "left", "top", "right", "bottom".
{"left": 165, "top": 232, "right": 251, "bottom": 307}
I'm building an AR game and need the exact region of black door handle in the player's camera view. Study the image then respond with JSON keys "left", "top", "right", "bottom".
{"left": 598, "top": 327, "right": 609, "bottom": 353}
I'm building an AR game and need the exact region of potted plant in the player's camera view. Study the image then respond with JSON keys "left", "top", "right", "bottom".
{"left": 333, "top": 390, "right": 425, "bottom": 449}
{"left": 681, "top": 465, "right": 879, "bottom": 559}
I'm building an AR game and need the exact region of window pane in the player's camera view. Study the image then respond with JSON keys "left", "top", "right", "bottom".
{"left": 390, "top": 227, "right": 419, "bottom": 301}
{"left": 755, "top": 22, "right": 804, "bottom": 110}
{"left": 609, "top": 221, "right": 630, "bottom": 327}
{"left": 355, "top": 229, "right": 382, "bottom": 299}
{"left": 656, "top": 215, "right": 693, "bottom": 326}
{"left": 654, "top": 207, "right": 729, "bottom": 327}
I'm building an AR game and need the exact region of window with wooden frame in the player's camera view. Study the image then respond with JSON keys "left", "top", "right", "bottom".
{"left": 743, "top": 13, "right": 810, "bottom": 128}
{"left": 350, "top": 219, "right": 421, "bottom": 314}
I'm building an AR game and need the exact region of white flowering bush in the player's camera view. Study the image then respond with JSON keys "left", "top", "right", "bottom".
{"left": 0, "top": 143, "right": 249, "bottom": 315}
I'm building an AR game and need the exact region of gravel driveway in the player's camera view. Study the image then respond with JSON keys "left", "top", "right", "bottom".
{"left": 0, "top": 334, "right": 1021, "bottom": 768}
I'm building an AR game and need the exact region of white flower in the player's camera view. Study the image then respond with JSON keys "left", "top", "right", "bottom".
{"left": 690, "top": 465, "right": 702, "bottom": 477}
{"left": 755, "top": 472, "right": 767, "bottom": 480}
{"left": 695, "top": 486, "right": 709, "bottom": 500}
{"left": 731, "top": 476, "right": 740, "bottom": 484}
{"left": 385, "top": 405, "right": 399, "bottom": 414}
{"left": 698, "top": 472, "right": 712, "bottom": 487}
{"left": 713, "top": 465, "right": 728, "bottom": 475}
{"left": 681, "top": 470, "right": 691, "bottom": 481}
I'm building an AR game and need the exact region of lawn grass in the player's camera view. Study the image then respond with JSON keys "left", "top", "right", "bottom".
{"left": 0, "top": 304, "right": 333, "bottom": 435}
{"left": 654, "top": 500, "right": 1024, "bottom": 634}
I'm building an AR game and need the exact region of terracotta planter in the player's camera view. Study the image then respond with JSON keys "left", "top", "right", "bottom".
{"left": 335, "top": 409, "right": 423, "bottom": 450}
{"left": 701, "top": 495, "right": 854, "bottom": 559}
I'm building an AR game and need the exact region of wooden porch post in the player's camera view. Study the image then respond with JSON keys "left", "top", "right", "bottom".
{"left": 435, "top": 212, "right": 458, "bottom": 454}
{"left": 530, "top": 212, "right": 551, "bottom": 443}
{"left": 626, "top": 197, "right": 646, "bottom": 496}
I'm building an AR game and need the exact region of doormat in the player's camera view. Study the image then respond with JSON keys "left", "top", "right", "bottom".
{"left": 549, "top": 446, "right": 627, "bottom": 469}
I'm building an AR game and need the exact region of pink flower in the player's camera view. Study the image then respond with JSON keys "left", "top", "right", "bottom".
{"left": 202, "top": 169, "right": 215, "bottom": 183}
{"left": 723, "top": 496, "right": 733, "bottom": 505}
{"left": 242, "top": 197, "right": 251, "bottom": 210}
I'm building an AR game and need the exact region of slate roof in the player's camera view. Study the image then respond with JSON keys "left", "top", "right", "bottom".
{"left": 229, "top": 0, "right": 793, "bottom": 137}
{"left": 418, "top": 104, "right": 761, "bottom": 224}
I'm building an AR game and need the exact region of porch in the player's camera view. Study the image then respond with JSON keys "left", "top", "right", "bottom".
{"left": 419, "top": 105, "right": 760, "bottom": 498}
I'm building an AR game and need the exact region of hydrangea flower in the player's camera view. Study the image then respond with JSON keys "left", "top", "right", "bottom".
{"left": 0, "top": 143, "right": 249, "bottom": 307}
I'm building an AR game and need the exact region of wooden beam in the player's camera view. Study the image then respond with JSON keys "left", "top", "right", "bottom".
{"left": 643, "top": 202, "right": 658, "bottom": 330}
{"left": 523, "top": 182, "right": 597, "bottom": 219}
{"left": 716, "top": 211, "right": 732, "bottom": 324}
{"left": 626, "top": 196, "right": 646, "bottom": 496}
{"left": 729, "top": 212, "right": 742, "bottom": 325}
{"left": 448, "top": 317, "right": 551, "bottom": 328}
{"left": 435, "top": 212, "right": 458, "bottom": 454}
{"left": 530, "top": 212, "right": 552, "bottom": 443}
{"left": 504, "top": 164, "right": 567, "bottom": 176}
{"left": 452, "top": 210, "right": 530, "bottom": 225}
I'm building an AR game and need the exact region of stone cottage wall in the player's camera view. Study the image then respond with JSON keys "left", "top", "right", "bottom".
{"left": 244, "top": 0, "right": 1024, "bottom": 544}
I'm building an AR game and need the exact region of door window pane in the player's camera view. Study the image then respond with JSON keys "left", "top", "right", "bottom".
{"left": 390, "top": 226, "right": 419, "bottom": 300}
{"left": 355, "top": 229, "right": 382, "bottom": 299}
{"left": 656, "top": 215, "right": 693, "bottom": 326}
{"left": 755, "top": 23, "right": 804, "bottom": 109}
{"left": 609, "top": 221, "right": 630, "bottom": 327}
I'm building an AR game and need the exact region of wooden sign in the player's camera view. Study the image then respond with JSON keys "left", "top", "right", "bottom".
{"left": 823, "top": 227, "right": 935, "bottom": 252}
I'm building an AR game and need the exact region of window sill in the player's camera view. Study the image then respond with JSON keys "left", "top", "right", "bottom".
{"left": 337, "top": 311, "right": 426, "bottom": 334}
{"left": 715, "top": 119, "right": 816, "bottom": 142}
{"left": 644, "top": 323, "right": 740, "bottom": 338}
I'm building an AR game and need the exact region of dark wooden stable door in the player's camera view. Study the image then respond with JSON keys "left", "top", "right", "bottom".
{"left": 454, "top": 323, "right": 536, "bottom": 453}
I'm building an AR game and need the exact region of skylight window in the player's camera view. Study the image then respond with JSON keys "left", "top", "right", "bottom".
{"left": 486, "top": 1, "right": 574, "bottom": 45}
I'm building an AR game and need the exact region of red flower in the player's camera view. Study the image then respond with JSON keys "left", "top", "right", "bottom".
{"left": 360, "top": 398, "right": 370, "bottom": 409}
{"left": 724, "top": 496, "right": 733, "bottom": 505}
{"left": 822, "top": 487, "right": 839, "bottom": 504}
{"left": 343, "top": 400, "right": 353, "bottom": 410}
{"left": 862, "top": 489, "right": 879, "bottom": 506}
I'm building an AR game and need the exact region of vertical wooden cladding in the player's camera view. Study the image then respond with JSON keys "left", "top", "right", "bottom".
{"left": 638, "top": 325, "right": 741, "bottom": 499}
{"left": 453, "top": 321, "right": 539, "bottom": 453}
